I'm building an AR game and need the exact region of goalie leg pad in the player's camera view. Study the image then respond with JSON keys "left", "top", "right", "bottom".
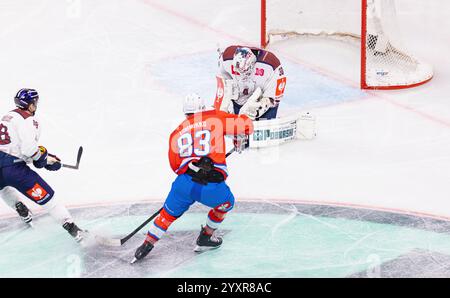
{"left": 297, "top": 112, "right": 317, "bottom": 140}
{"left": 215, "top": 76, "right": 238, "bottom": 112}
{"left": 220, "top": 79, "right": 239, "bottom": 112}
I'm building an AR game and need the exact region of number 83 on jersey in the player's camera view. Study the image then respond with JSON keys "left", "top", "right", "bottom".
{"left": 177, "top": 130, "right": 211, "bottom": 157}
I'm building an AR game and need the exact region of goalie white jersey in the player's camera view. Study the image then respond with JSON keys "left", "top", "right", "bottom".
{"left": 218, "top": 45, "right": 287, "bottom": 107}
{"left": 0, "top": 109, "right": 41, "bottom": 163}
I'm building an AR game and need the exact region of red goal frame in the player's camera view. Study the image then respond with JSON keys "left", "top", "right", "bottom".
{"left": 260, "top": 0, "right": 433, "bottom": 90}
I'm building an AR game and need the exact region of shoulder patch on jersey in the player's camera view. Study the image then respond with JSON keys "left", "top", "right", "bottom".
{"left": 11, "top": 109, "right": 32, "bottom": 120}
{"left": 1, "top": 115, "right": 13, "bottom": 122}
{"left": 275, "top": 77, "right": 287, "bottom": 97}
{"left": 222, "top": 45, "right": 239, "bottom": 61}
{"left": 257, "top": 51, "right": 281, "bottom": 70}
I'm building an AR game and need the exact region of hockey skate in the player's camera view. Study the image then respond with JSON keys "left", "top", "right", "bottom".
{"left": 15, "top": 202, "right": 33, "bottom": 226}
{"left": 131, "top": 241, "right": 154, "bottom": 264}
{"left": 62, "top": 221, "right": 86, "bottom": 243}
{"left": 194, "top": 226, "right": 223, "bottom": 252}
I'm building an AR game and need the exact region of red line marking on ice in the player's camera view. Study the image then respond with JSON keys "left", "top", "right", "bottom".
{"left": 374, "top": 94, "right": 450, "bottom": 128}
{"left": 140, "top": 0, "right": 252, "bottom": 46}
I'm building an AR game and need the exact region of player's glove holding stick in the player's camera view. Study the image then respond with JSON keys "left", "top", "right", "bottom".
{"left": 32, "top": 146, "right": 62, "bottom": 171}
{"left": 233, "top": 134, "right": 249, "bottom": 154}
{"left": 46, "top": 153, "right": 62, "bottom": 171}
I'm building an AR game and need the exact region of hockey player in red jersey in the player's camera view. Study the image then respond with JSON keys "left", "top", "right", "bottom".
{"left": 132, "top": 93, "right": 254, "bottom": 263}
{"left": 214, "top": 45, "right": 287, "bottom": 120}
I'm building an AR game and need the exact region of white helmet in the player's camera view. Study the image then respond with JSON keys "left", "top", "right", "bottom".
{"left": 232, "top": 47, "right": 256, "bottom": 77}
{"left": 183, "top": 93, "right": 206, "bottom": 114}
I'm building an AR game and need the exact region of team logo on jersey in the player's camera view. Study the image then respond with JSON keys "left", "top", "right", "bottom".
{"left": 26, "top": 183, "right": 48, "bottom": 202}
{"left": 275, "top": 77, "right": 287, "bottom": 96}
{"left": 1, "top": 115, "right": 12, "bottom": 122}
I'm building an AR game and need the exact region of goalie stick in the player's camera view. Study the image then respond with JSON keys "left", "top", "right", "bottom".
{"left": 62, "top": 146, "right": 83, "bottom": 169}
{"left": 95, "top": 148, "right": 237, "bottom": 247}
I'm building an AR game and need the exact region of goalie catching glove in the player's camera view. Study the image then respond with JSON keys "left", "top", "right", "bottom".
{"left": 238, "top": 87, "right": 273, "bottom": 120}
{"left": 32, "top": 146, "right": 62, "bottom": 171}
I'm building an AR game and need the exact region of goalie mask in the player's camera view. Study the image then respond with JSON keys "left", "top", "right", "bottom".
{"left": 232, "top": 47, "right": 256, "bottom": 78}
{"left": 183, "top": 93, "right": 206, "bottom": 115}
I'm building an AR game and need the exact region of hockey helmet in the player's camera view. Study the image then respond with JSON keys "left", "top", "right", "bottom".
{"left": 14, "top": 88, "right": 39, "bottom": 110}
{"left": 232, "top": 47, "right": 256, "bottom": 77}
{"left": 183, "top": 93, "right": 206, "bottom": 114}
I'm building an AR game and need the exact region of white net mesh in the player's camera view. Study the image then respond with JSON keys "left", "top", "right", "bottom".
{"left": 265, "top": 0, "right": 433, "bottom": 89}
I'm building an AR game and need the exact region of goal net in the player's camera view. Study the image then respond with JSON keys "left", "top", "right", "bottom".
{"left": 261, "top": 0, "right": 433, "bottom": 89}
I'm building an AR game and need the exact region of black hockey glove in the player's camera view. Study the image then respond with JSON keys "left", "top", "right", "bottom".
{"left": 45, "top": 153, "right": 62, "bottom": 171}
{"left": 32, "top": 146, "right": 48, "bottom": 168}
{"left": 188, "top": 157, "right": 224, "bottom": 185}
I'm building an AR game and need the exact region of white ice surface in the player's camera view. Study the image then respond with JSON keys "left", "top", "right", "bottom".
{"left": 0, "top": 0, "right": 449, "bottom": 219}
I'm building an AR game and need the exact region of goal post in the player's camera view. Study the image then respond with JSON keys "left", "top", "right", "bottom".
{"left": 260, "top": 0, "right": 433, "bottom": 90}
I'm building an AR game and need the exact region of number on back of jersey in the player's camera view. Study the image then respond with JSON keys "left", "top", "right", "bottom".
{"left": 0, "top": 124, "right": 11, "bottom": 145}
{"left": 177, "top": 130, "right": 211, "bottom": 157}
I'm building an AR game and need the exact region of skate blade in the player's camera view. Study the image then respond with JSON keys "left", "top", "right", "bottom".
{"left": 194, "top": 245, "right": 221, "bottom": 253}
{"left": 75, "top": 231, "right": 87, "bottom": 243}
{"left": 130, "top": 257, "right": 138, "bottom": 264}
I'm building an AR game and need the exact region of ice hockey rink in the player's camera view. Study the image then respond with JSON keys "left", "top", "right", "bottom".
{"left": 0, "top": 0, "right": 449, "bottom": 277}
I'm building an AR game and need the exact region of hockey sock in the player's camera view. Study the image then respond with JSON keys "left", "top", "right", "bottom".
{"left": 146, "top": 208, "right": 177, "bottom": 244}
{"left": 0, "top": 187, "right": 20, "bottom": 209}
{"left": 42, "top": 198, "right": 73, "bottom": 225}
{"left": 205, "top": 208, "right": 227, "bottom": 235}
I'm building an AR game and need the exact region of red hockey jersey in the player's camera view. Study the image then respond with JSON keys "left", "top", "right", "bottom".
{"left": 168, "top": 109, "right": 254, "bottom": 179}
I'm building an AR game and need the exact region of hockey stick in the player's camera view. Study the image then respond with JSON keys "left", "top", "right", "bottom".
{"left": 62, "top": 146, "right": 83, "bottom": 169}
{"left": 225, "top": 147, "right": 235, "bottom": 157}
{"left": 95, "top": 207, "right": 163, "bottom": 247}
